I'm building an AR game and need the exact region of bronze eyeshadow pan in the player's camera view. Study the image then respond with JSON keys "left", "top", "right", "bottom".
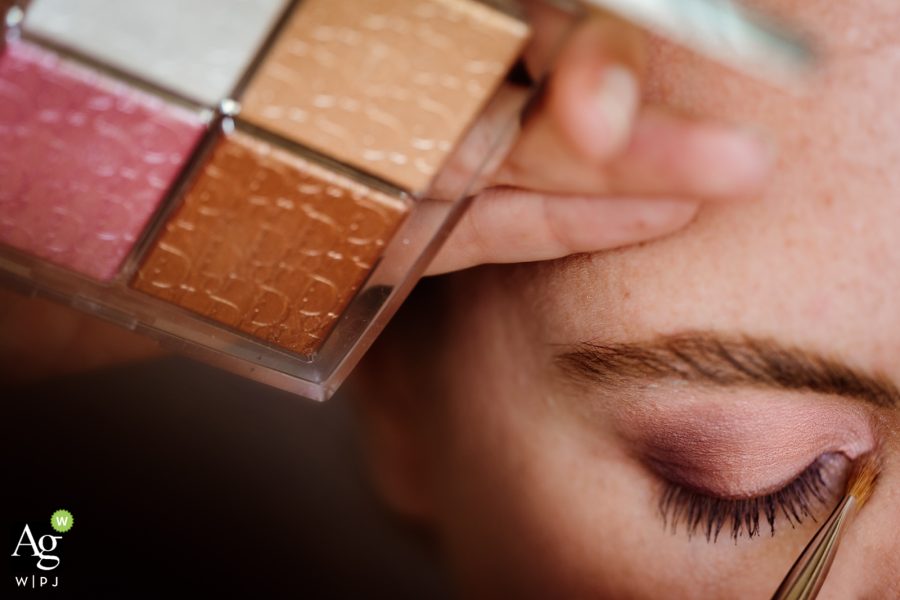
{"left": 133, "top": 129, "right": 408, "bottom": 357}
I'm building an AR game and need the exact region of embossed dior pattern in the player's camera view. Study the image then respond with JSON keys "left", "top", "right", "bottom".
{"left": 132, "top": 131, "right": 409, "bottom": 356}
{"left": 240, "top": 0, "right": 529, "bottom": 193}
{"left": 0, "top": 40, "right": 204, "bottom": 281}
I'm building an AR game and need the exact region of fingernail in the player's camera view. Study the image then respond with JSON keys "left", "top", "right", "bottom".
{"left": 595, "top": 64, "right": 639, "bottom": 148}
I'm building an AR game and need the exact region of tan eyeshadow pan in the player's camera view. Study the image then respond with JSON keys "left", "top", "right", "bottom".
{"left": 132, "top": 130, "right": 409, "bottom": 357}
{"left": 239, "top": 0, "right": 529, "bottom": 194}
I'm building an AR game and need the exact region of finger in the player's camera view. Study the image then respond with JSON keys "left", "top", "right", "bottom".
{"left": 0, "top": 290, "right": 162, "bottom": 383}
{"left": 518, "top": 0, "right": 577, "bottom": 76}
{"left": 495, "top": 18, "right": 645, "bottom": 191}
{"left": 496, "top": 102, "right": 774, "bottom": 199}
{"left": 426, "top": 187, "right": 699, "bottom": 275}
{"left": 605, "top": 107, "right": 776, "bottom": 199}
{"left": 521, "top": 5, "right": 647, "bottom": 80}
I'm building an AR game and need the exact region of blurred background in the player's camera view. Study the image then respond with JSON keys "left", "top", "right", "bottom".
{"left": 3, "top": 356, "right": 449, "bottom": 598}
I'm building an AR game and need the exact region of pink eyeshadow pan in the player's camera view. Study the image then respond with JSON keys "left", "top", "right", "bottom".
{"left": 0, "top": 40, "right": 205, "bottom": 281}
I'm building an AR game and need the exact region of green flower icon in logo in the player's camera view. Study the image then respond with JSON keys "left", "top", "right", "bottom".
{"left": 50, "top": 509, "right": 74, "bottom": 533}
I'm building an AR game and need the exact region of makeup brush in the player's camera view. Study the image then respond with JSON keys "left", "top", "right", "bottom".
{"left": 771, "top": 454, "right": 880, "bottom": 600}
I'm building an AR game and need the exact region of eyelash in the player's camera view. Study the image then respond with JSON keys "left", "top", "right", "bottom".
{"left": 658, "top": 455, "right": 834, "bottom": 543}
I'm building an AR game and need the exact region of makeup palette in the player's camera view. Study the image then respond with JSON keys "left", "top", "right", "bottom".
{"left": 0, "top": 0, "right": 577, "bottom": 399}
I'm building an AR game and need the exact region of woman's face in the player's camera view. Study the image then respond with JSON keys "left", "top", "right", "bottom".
{"left": 364, "top": 1, "right": 900, "bottom": 597}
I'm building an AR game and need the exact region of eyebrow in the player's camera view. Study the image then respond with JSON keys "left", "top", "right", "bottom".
{"left": 555, "top": 332, "right": 899, "bottom": 408}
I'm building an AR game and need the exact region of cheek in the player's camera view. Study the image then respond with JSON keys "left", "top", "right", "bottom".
{"left": 433, "top": 277, "right": 629, "bottom": 595}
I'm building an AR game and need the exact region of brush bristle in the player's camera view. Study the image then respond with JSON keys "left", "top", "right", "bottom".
{"left": 848, "top": 454, "right": 880, "bottom": 509}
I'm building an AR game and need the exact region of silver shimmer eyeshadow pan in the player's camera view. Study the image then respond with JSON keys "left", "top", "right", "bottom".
{"left": 23, "top": 0, "right": 289, "bottom": 106}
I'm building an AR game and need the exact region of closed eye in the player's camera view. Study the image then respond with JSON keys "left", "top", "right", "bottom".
{"left": 656, "top": 453, "right": 845, "bottom": 543}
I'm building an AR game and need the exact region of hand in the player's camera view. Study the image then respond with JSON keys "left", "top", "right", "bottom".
{"left": 426, "top": 13, "right": 772, "bottom": 275}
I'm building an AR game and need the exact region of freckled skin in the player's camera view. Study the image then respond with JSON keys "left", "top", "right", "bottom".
{"left": 360, "top": 2, "right": 900, "bottom": 598}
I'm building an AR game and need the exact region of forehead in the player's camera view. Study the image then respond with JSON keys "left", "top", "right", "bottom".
{"left": 523, "top": 0, "right": 900, "bottom": 375}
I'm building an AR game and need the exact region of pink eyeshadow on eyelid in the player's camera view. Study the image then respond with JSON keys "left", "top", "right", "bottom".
{"left": 613, "top": 389, "right": 876, "bottom": 496}
{"left": 0, "top": 40, "right": 205, "bottom": 281}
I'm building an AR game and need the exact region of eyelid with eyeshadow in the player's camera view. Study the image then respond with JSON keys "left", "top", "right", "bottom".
{"left": 655, "top": 453, "right": 848, "bottom": 543}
